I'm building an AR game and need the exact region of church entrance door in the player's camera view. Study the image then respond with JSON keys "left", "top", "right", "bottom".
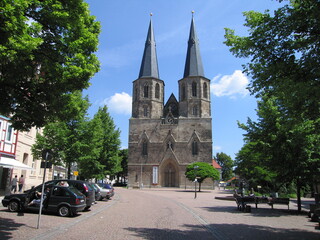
{"left": 163, "top": 163, "right": 177, "bottom": 187}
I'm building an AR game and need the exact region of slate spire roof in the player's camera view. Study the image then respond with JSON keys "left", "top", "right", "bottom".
{"left": 183, "top": 16, "right": 205, "bottom": 78}
{"left": 138, "top": 18, "right": 159, "bottom": 79}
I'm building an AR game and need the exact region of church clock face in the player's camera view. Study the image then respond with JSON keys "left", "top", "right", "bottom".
{"left": 167, "top": 115, "right": 174, "bottom": 124}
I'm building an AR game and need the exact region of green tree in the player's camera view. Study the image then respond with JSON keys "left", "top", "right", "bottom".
{"left": 224, "top": 0, "right": 320, "bottom": 119}
{"left": 215, "top": 152, "right": 234, "bottom": 181}
{"left": 0, "top": 0, "right": 100, "bottom": 130}
{"left": 116, "top": 149, "right": 128, "bottom": 184}
{"left": 32, "top": 91, "right": 90, "bottom": 178}
{"left": 235, "top": 142, "right": 277, "bottom": 193}
{"left": 185, "top": 162, "right": 220, "bottom": 191}
{"left": 237, "top": 95, "right": 320, "bottom": 209}
{"left": 82, "top": 106, "right": 122, "bottom": 179}
{"left": 224, "top": 0, "right": 320, "bottom": 211}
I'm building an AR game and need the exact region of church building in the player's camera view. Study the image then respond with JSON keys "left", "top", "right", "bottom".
{"left": 128, "top": 16, "right": 212, "bottom": 188}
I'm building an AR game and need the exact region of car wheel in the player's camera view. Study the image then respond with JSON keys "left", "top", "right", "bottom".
{"left": 98, "top": 196, "right": 103, "bottom": 201}
{"left": 58, "top": 205, "right": 70, "bottom": 217}
{"left": 8, "top": 201, "right": 20, "bottom": 212}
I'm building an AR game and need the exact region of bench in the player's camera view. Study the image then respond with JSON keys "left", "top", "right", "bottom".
{"left": 308, "top": 204, "right": 320, "bottom": 222}
{"left": 235, "top": 196, "right": 290, "bottom": 211}
{"left": 235, "top": 196, "right": 255, "bottom": 212}
{"left": 268, "top": 198, "right": 290, "bottom": 209}
{"left": 254, "top": 196, "right": 269, "bottom": 208}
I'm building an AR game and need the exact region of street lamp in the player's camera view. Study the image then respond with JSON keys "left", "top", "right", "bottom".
{"left": 194, "top": 165, "right": 199, "bottom": 199}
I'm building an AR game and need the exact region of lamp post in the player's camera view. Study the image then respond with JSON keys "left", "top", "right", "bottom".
{"left": 194, "top": 165, "right": 199, "bottom": 199}
{"left": 140, "top": 161, "right": 143, "bottom": 189}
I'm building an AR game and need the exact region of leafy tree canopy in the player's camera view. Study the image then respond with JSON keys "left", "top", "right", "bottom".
{"left": 225, "top": 0, "right": 320, "bottom": 209}
{"left": 215, "top": 152, "right": 234, "bottom": 181}
{"left": 185, "top": 162, "right": 220, "bottom": 191}
{"left": 224, "top": 0, "right": 320, "bottom": 120}
{"left": 77, "top": 105, "right": 122, "bottom": 179}
{"left": 0, "top": 0, "right": 100, "bottom": 130}
{"left": 32, "top": 91, "right": 90, "bottom": 178}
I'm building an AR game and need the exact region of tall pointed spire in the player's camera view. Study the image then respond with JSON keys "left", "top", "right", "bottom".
{"left": 183, "top": 13, "right": 204, "bottom": 78}
{"left": 138, "top": 14, "right": 159, "bottom": 79}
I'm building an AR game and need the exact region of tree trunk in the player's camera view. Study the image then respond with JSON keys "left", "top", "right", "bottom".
{"left": 297, "top": 177, "right": 302, "bottom": 213}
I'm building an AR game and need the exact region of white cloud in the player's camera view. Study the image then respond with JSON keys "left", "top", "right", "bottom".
{"left": 103, "top": 92, "right": 132, "bottom": 115}
{"left": 210, "top": 70, "right": 249, "bottom": 98}
{"left": 213, "top": 145, "right": 222, "bottom": 152}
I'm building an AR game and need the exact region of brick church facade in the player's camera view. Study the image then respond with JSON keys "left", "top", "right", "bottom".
{"left": 128, "top": 16, "right": 212, "bottom": 188}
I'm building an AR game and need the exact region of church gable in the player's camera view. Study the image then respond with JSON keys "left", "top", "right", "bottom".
{"left": 160, "top": 146, "right": 180, "bottom": 166}
{"left": 163, "top": 93, "right": 179, "bottom": 117}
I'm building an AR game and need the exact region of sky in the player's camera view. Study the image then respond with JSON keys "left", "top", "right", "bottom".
{"left": 84, "top": 0, "right": 285, "bottom": 160}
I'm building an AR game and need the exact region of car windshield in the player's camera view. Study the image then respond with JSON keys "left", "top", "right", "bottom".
{"left": 98, "top": 183, "right": 112, "bottom": 189}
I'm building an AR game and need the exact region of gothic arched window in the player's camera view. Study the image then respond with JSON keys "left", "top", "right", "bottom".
{"left": 203, "top": 82, "right": 208, "bottom": 99}
{"left": 142, "top": 141, "right": 148, "bottom": 155}
{"left": 192, "top": 141, "right": 198, "bottom": 155}
{"left": 144, "top": 84, "right": 149, "bottom": 98}
{"left": 155, "top": 83, "right": 160, "bottom": 99}
{"left": 192, "top": 82, "right": 197, "bottom": 97}
{"left": 192, "top": 105, "right": 198, "bottom": 116}
{"left": 143, "top": 106, "right": 148, "bottom": 117}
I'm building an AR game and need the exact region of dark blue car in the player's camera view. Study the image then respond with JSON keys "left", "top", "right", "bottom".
{"left": 2, "top": 185, "right": 86, "bottom": 217}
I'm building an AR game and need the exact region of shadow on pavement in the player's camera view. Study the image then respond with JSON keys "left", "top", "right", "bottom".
{"left": 125, "top": 224, "right": 214, "bottom": 240}
{"left": 125, "top": 222, "right": 319, "bottom": 240}
{"left": 204, "top": 223, "right": 320, "bottom": 240}
{"left": 0, "top": 217, "right": 25, "bottom": 240}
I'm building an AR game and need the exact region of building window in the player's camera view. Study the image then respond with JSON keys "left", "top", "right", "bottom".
{"left": 31, "top": 158, "right": 36, "bottom": 175}
{"left": 155, "top": 83, "right": 160, "bottom": 99}
{"left": 144, "top": 84, "right": 149, "bottom": 98}
{"left": 192, "top": 141, "right": 198, "bottom": 155}
{"left": 23, "top": 153, "right": 29, "bottom": 164}
{"left": 152, "top": 166, "right": 158, "bottom": 184}
{"left": 203, "top": 82, "right": 208, "bottom": 99}
{"left": 192, "top": 82, "right": 197, "bottom": 97}
{"left": 142, "top": 141, "right": 148, "bottom": 155}
{"left": 167, "top": 141, "right": 173, "bottom": 150}
{"left": 6, "top": 124, "right": 13, "bottom": 142}
{"left": 192, "top": 105, "right": 198, "bottom": 116}
{"left": 143, "top": 106, "right": 149, "bottom": 117}
{"left": 181, "top": 84, "right": 186, "bottom": 101}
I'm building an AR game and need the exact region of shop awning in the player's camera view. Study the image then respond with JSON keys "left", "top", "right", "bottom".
{"left": 0, "top": 156, "right": 33, "bottom": 170}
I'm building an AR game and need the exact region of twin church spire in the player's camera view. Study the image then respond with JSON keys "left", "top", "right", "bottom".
{"left": 138, "top": 14, "right": 205, "bottom": 79}
{"left": 138, "top": 17, "right": 159, "bottom": 79}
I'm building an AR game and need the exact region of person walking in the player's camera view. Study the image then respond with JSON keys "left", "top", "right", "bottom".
{"left": 18, "top": 175, "right": 25, "bottom": 192}
{"left": 11, "top": 175, "right": 18, "bottom": 193}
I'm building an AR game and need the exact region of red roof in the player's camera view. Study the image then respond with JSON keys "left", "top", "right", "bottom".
{"left": 212, "top": 159, "right": 221, "bottom": 169}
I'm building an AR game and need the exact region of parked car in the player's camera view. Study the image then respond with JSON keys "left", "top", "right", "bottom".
{"left": 97, "top": 183, "right": 114, "bottom": 199}
{"left": 94, "top": 184, "right": 109, "bottom": 200}
{"left": 45, "top": 179, "right": 95, "bottom": 210}
{"left": 2, "top": 185, "right": 86, "bottom": 217}
{"left": 88, "top": 182, "right": 101, "bottom": 202}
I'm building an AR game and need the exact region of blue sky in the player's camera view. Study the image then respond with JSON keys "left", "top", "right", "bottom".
{"left": 84, "top": 0, "right": 284, "bottom": 160}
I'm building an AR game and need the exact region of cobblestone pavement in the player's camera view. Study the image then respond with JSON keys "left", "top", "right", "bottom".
{"left": 0, "top": 188, "right": 319, "bottom": 240}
